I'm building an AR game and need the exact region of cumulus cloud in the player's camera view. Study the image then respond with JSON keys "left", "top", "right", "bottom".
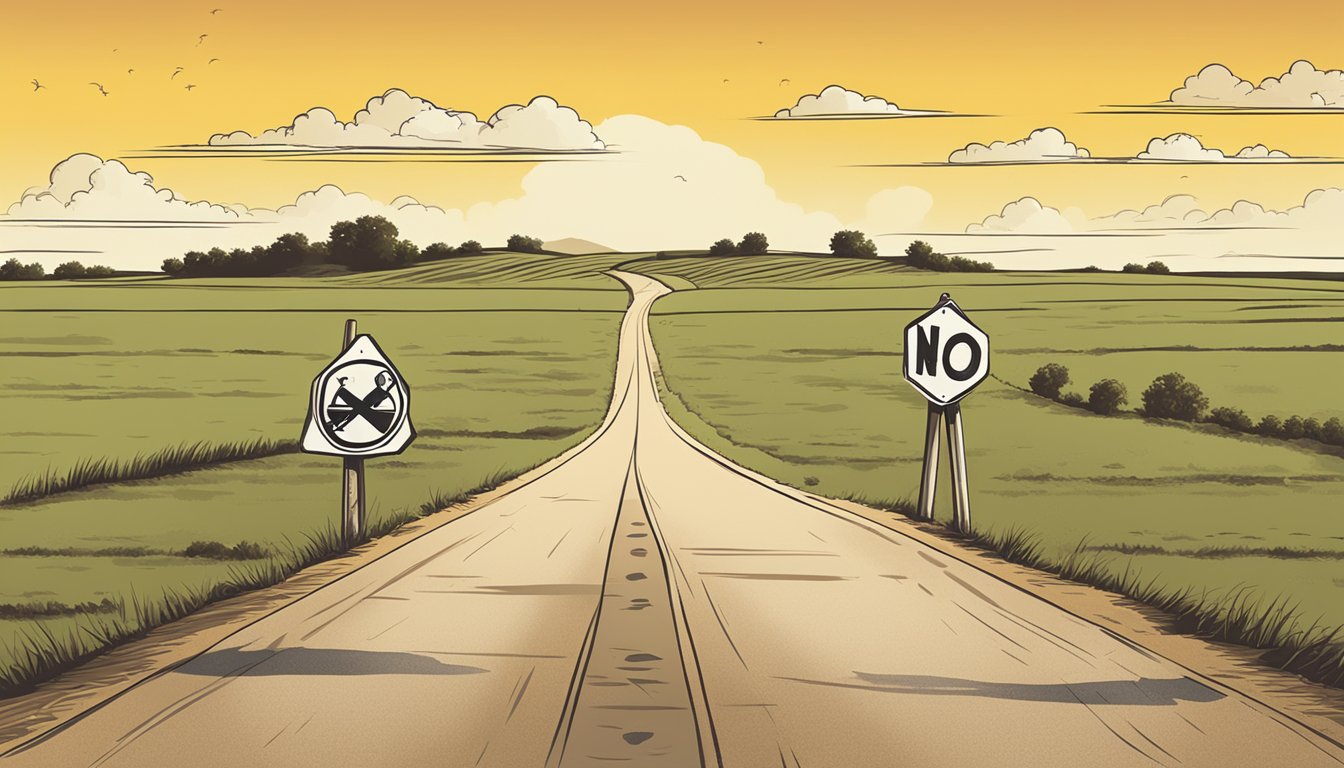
{"left": 948, "top": 128, "right": 1089, "bottom": 164}
{"left": 965, "top": 198, "right": 1082, "bottom": 233}
{"left": 1137, "top": 133, "right": 1291, "bottom": 162}
{"left": 7, "top": 154, "right": 249, "bottom": 220}
{"left": 207, "top": 89, "right": 605, "bottom": 151}
{"left": 1169, "top": 61, "right": 1344, "bottom": 108}
{"left": 772, "top": 85, "right": 932, "bottom": 119}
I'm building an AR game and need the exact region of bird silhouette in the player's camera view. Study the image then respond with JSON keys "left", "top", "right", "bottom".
{"left": 89, "top": 82, "right": 109, "bottom": 97}
{"left": 673, "top": 175, "right": 687, "bottom": 182}
{"left": 757, "top": 40, "right": 764, "bottom": 44}
{"left": 127, "top": 68, "right": 135, "bottom": 75}
{"left": 210, "top": 7, "right": 223, "bottom": 13}
{"left": 722, "top": 78, "right": 730, "bottom": 84}
{"left": 779, "top": 78, "right": 790, "bottom": 86}
{"left": 171, "top": 67, "right": 184, "bottom": 79}
{"left": 208, "top": 58, "right": 221, "bottom": 65}
{"left": 31, "top": 79, "right": 44, "bottom": 91}
{"left": 197, "top": 34, "right": 208, "bottom": 45}
{"left": 185, "top": 84, "right": 197, "bottom": 91}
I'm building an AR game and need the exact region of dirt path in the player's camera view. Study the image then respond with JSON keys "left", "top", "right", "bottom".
{"left": 1, "top": 270, "right": 1340, "bottom": 767}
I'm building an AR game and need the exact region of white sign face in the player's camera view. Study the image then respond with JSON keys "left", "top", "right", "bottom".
{"left": 301, "top": 334, "right": 415, "bottom": 457}
{"left": 903, "top": 298, "right": 990, "bottom": 405}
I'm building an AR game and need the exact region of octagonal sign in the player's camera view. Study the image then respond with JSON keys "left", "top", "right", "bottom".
{"left": 903, "top": 296, "right": 990, "bottom": 405}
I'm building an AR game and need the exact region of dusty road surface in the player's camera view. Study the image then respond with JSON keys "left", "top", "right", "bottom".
{"left": 3, "top": 272, "right": 1341, "bottom": 768}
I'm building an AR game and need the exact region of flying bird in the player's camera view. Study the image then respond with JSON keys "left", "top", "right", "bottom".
{"left": 779, "top": 78, "right": 790, "bottom": 86}
{"left": 674, "top": 175, "right": 687, "bottom": 182}
{"left": 127, "top": 68, "right": 135, "bottom": 75}
{"left": 31, "top": 79, "right": 44, "bottom": 91}
{"left": 89, "top": 82, "right": 109, "bottom": 97}
{"left": 171, "top": 67, "right": 184, "bottom": 79}
{"left": 208, "top": 58, "right": 221, "bottom": 65}
{"left": 722, "top": 78, "right": 730, "bottom": 84}
{"left": 211, "top": 7, "right": 223, "bottom": 13}
{"left": 197, "top": 34, "right": 208, "bottom": 45}
{"left": 185, "top": 84, "right": 197, "bottom": 91}
{"left": 756, "top": 40, "right": 764, "bottom": 44}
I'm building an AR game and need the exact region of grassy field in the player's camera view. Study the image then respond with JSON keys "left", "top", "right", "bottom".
{"left": 0, "top": 259, "right": 625, "bottom": 690}
{"left": 646, "top": 261, "right": 1344, "bottom": 676}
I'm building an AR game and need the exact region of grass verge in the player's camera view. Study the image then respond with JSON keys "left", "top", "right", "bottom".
{"left": 0, "top": 466, "right": 527, "bottom": 698}
{"left": 850, "top": 494, "right": 1344, "bottom": 689}
{"left": 2, "top": 438, "right": 301, "bottom": 506}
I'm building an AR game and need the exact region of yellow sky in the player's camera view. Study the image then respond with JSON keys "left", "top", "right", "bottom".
{"left": 3, "top": 0, "right": 1342, "bottom": 229}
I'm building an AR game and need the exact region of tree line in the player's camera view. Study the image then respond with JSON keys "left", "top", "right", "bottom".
{"left": 1, "top": 259, "right": 116, "bottom": 281}
{"left": 702, "top": 231, "right": 995, "bottom": 272}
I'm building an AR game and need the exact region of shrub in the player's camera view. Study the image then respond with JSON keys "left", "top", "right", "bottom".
{"left": 507, "top": 234, "right": 544, "bottom": 253}
{"left": 803, "top": 476, "right": 820, "bottom": 487}
{"left": 1140, "top": 372, "right": 1208, "bottom": 421}
{"left": 1029, "top": 363, "right": 1071, "bottom": 400}
{"left": 831, "top": 230, "right": 878, "bottom": 258}
{"left": 1208, "top": 406, "right": 1254, "bottom": 432}
{"left": 1323, "top": 417, "right": 1344, "bottom": 445}
{"left": 1257, "top": 414, "right": 1283, "bottom": 437}
{"left": 709, "top": 238, "right": 737, "bottom": 256}
{"left": 1060, "top": 392, "right": 1086, "bottom": 408}
{"left": 53, "top": 261, "right": 88, "bottom": 279}
{"left": 904, "top": 240, "right": 991, "bottom": 272}
{"left": 183, "top": 540, "right": 267, "bottom": 560}
{"left": 421, "top": 242, "right": 457, "bottom": 261}
{"left": 1087, "top": 379, "right": 1128, "bottom": 415}
{"left": 84, "top": 265, "right": 116, "bottom": 278}
{"left": 738, "top": 232, "right": 769, "bottom": 255}
{"left": 1281, "top": 415, "right": 1306, "bottom": 440}
{"left": 1122, "top": 263, "right": 1146, "bottom": 274}
{"left": 459, "top": 240, "right": 483, "bottom": 254}
{"left": 1145, "top": 260, "right": 1171, "bottom": 275}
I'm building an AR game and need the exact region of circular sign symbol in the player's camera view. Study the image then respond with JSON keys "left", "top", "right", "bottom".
{"left": 316, "top": 360, "right": 407, "bottom": 451}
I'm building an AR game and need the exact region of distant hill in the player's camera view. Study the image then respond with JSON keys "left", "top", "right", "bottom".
{"left": 542, "top": 238, "right": 613, "bottom": 255}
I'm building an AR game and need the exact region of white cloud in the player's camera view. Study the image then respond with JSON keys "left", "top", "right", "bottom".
{"left": 1169, "top": 61, "right": 1344, "bottom": 108}
{"left": 948, "top": 128, "right": 1089, "bottom": 164}
{"left": 965, "top": 197, "right": 1082, "bottom": 233}
{"left": 7, "top": 154, "right": 249, "bottom": 221}
{"left": 773, "top": 85, "right": 921, "bottom": 118}
{"left": 1137, "top": 133, "right": 1291, "bottom": 162}
{"left": 208, "top": 89, "right": 604, "bottom": 151}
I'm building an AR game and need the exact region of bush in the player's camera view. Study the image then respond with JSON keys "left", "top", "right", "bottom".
{"left": 53, "top": 261, "right": 88, "bottom": 279}
{"left": 84, "top": 265, "right": 116, "bottom": 278}
{"left": 1257, "top": 414, "right": 1283, "bottom": 437}
{"left": 831, "top": 230, "right": 878, "bottom": 258}
{"left": 1087, "top": 379, "right": 1128, "bottom": 415}
{"left": 1, "top": 258, "right": 45, "bottom": 281}
{"left": 421, "top": 242, "right": 457, "bottom": 261}
{"left": 1060, "top": 392, "right": 1086, "bottom": 408}
{"left": 709, "top": 238, "right": 737, "bottom": 256}
{"left": 803, "top": 476, "right": 820, "bottom": 487}
{"left": 183, "top": 540, "right": 267, "bottom": 560}
{"left": 507, "top": 234, "right": 544, "bottom": 253}
{"left": 1029, "top": 363, "right": 1071, "bottom": 400}
{"left": 1122, "top": 263, "right": 1146, "bottom": 274}
{"left": 330, "top": 216, "right": 410, "bottom": 271}
{"left": 738, "top": 232, "right": 769, "bottom": 255}
{"left": 1145, "top": 260, "right": 1171, "bottom": 275}
{"left": 905, "top": 240, "right": 991, "bottom": 272}
{"left": 1281, "top": 415, "right": 1306, "bottom": 440}
{"left": 1208, "top": 406, "right": 1254, "bottom": 432}
{"left": 1140, "top": 372, "right": 1208, "bottom": 421}
{"left": 459, "top": 240, "right": 483, "bottom": 254}
{"left": 1323, "top": 417, "right": 1344, "bottom": 445}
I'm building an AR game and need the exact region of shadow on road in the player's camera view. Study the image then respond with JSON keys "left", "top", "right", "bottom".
{"left": 178, "top": 647, "right": 488, "bottom": 678}
{"left": 776, "top": 672, "right": 1226, "bottom": 706}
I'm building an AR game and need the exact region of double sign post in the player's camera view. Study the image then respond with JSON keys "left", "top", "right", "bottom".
{"left": 301, "top": 320, "right": 416, "bottom": 547}
{"left": 902, "top": 293, "right": 990, "bottom": 534}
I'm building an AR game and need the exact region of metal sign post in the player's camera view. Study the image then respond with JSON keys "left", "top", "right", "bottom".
{"left": 301, "top": 319, "right": 416, "bottom": 549}
{"left": 902, "top": 293, "right": 989, "bottom": 534}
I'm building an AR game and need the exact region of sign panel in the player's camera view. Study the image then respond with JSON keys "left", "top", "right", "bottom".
{"left": 301, "top": 334, "right": 415, "bottom": 457}
{"left": 902, "top": 297, "right": 990, "bottom": 405}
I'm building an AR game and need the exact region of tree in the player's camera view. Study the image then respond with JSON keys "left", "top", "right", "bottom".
{"left": 1028, "top": 363, "right": 1070, "bottom": 400}
{"left": 421, "top": 242, "right": 457, "bottom": 261}
{"left": 459, "top": 240, "right": 483, "bottom": 254}
{"left": 708, "top": 238, "right": 737, "bottom": 256}
{"left": 329, "top": 216, "right": 406, "bottom": 271}
{"left": 1280, "top": 415, "right": 1306, "bottom": 439}
{"left": 1122, "top": 263, "right": 1146, "bottom": 274}
{"left": 1256, "top": 414, "right": 1283, "bottom": 437}
{"left": 394, "top": 239, "right": 421, "bottom": 265}
{"left": 1087, "top": 379, "right": 1128, "bottom": 415}
{"left": 507, "top": 234, "right": 544, "bottom": 253}
{"left": 1146, "top": 260, "right": 1171, "bottom": 275}
{"left": 1322, "top": 417, "right": 1344, "bottom": 446}
{"left": 162, "top": 258, "right": 185, "bottom": 275}
{"left": 266, "top": 232, "right": 314, "bottom": 273}
{"left": 1208, "top": 406, "right": 1254, "bottom": 432}
{"left": 1140, "top": 372, "right": 1208, "bottom": 421}
{"left": 738, "top": 232, "right": 769, "bottom": 255}
{"left": 84, "top": 265, "right": 115, "bottom": 278}
{"left": 831, "top": 230, "right": 878, "bottom": 258}
{"left": 1302, "top": 417, "right": 1323, "bottom": 441}
{"left": 1, "top": 258, "right": 45, "bottom": 281}
{"left": 53, "top": 261, "right": 88, "bottom": 279}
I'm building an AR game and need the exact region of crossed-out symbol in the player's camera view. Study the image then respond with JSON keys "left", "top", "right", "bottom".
{"left": 325, "top": 369, "right": 397, "bottom": 436}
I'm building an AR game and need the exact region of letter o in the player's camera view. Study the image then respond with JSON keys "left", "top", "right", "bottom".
{"left": 942, "top": 333, "right": 981, "bottom": 382}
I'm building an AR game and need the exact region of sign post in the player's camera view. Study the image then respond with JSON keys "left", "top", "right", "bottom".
{"left": 301, "top": 320, "right": 416, "bottom": 548}
{"left": 902, "top": 293, "right": 989, "bottom": 534}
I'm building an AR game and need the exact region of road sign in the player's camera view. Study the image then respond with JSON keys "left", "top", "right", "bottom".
{"left": 301, "top": 332, "right": 415, "bottom": 458}
{"left": 902, "top": 295, "right": 990, "bottom": 405}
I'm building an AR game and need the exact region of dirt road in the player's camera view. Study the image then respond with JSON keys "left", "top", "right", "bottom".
{"left": 4, "top": 272, "right": 1341, "bottom": 767}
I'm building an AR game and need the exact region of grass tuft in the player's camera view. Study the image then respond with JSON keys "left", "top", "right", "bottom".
{"left": 2, "top": 438, "right": 300, "bottom": 506}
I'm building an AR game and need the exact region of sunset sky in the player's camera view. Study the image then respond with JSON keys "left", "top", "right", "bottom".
{"left": 3, "top": 0, "right": 1342, "bottom": 269}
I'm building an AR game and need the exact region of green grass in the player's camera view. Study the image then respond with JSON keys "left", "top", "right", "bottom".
{"left": 646, "top": 261, "right": 1344, "bottom": 687}
{"left": 0, "top": 264, "right": 624, "bottom": 684}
